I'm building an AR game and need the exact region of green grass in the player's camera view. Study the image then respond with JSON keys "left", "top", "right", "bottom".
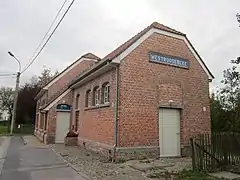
{"left": 14, "top": 127, "right": 34, "bottom": 135}
{"left": 0, "top": 124, "right": 33, "bottom": 135}
{"left": 175, "top": 170, "right": 220, "bottom": 180}
{"left": 0, "top": 125, "right": 9, "bottom": 134}
{"left": 147, "top": 169, "right": 221, "bottom": 180}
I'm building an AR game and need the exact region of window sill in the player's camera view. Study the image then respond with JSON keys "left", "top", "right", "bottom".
{"left": 84, "top": 103, "right": 110, "bottom": 111}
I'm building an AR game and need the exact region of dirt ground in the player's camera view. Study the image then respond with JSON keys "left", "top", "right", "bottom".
{"left": 52, "top": 144, "right": 192, "bottom": 180}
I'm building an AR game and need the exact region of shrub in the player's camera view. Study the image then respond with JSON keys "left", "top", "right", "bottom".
{"left": 66, "top": 130, "right": 78, "bottom": 137}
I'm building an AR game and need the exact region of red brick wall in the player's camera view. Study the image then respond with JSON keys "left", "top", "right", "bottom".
{"left": 35, "top": 59, "right": 95, "bottom": 140}
{"left": 48, "top": 60, "right": 96, "bottom": 101}
{"left": 35, "top": 93, "right": 48, "bottom": 130}
{"left": 47, "top": 90, "right": 74, "bottom": 135}
{"left": 118, "top": 33, "right": 211, "bottom": 148}
{"left": 73, "top": 69, "right": 116, "bottom": 145}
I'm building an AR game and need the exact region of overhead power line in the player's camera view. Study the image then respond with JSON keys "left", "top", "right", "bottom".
{"left": 23, "top": 0, "right": 68, "bottom": 72}
{"left": 21, "top": 0, "right": 75, "bottom": 74}
{"left": 0, "top": 73, "right": 16, "bottom": 77}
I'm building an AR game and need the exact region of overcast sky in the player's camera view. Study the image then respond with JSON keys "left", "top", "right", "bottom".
{"left": 0, "top": 0, "right": 239, "bottom": 90}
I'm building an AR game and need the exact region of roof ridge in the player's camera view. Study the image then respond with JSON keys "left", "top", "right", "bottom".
{"left": 151, "top": 22, "right": 185, "bottom": 35}
{"left": 81, "top": 52, "right": 101, "bottom": 60}
{"left": 102, "top": 22, "right": 185, "bottom": 61}
{"left": 35, "top": 52, "right": 100, "bottom": 100}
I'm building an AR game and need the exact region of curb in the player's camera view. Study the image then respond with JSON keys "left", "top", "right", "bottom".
{"left": 0, "top": 137, "right": 12, "bottom": 176}
{"left": 50, "top": 146, "right": 90, "bottom": 180}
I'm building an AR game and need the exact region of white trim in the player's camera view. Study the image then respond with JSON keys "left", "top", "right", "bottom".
{"left": 44, "top": 89, "right": 72, "bottom": 111}
{"left": 43, "top": 57, "right": 98, "bottom": 90}
{"left": 112, "top": 28, "right": 213, "bottom": 80}
{"left": 70, "top": 63, "right": 118, "bottom": 89}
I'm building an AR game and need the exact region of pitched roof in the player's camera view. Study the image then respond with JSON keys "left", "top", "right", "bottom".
{"left": 102, "top": 22, "right": 185, "bottom": 61}
{"left": 70, "top": 22, "right": 214, "bottom": 87}
{"left": 41, "top": 86, "right": 69, "bottom": 110}
{"left": 44, "top": 52, "right": 100, "bottom": 87}
{"left": 35, "top": 52, "right": 100, "bottom": 100}
{"left": 82, "top": 53, "right": 101, "bottom": 60}
{"left": 99, "top": 21, "right": 213, "bottom": 79}
{"left": 34, "top": 89, "right": 47, "bottom": 100}
{"left": 44, "top": 53, "right": 100, "bottom": 86}
{"left": 48, "top": 52, "right": 99, "bottom": 81}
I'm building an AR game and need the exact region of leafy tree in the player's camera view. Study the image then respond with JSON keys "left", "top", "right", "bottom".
{"left": 16, "top": 83, "right": 40, "bottom": 124}
{"left": 0, "top": 87, "right": 14, "bottom": 121}
{"left": 38, "top": 67, "right": 58, "bottom": 87}
{"left": 236, "top": 13, "right": 240, "bottom": 26}
{"left": 16, "top": 67, "right": 58, "bottom": 125}
{"left": 211, "top": 58, "right": 240, "bottom": 132}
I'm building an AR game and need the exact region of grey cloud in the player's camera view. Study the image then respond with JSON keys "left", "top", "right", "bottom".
{"left": 0, "top": 0, "right": 240, "bottom": 90}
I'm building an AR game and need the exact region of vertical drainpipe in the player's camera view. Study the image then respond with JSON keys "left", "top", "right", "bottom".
{"left": 113, "top": 65, "right": 119, "bottom": 162}
{"left": 43, "top": 111, "right": 48, "bottom": 143}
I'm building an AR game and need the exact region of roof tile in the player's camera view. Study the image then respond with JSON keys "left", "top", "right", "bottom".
{"left": 102, "top": 22, "right": 185, "bottom": 61}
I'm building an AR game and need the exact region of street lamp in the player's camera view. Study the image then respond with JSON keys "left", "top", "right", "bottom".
{"left": 8, "top": 51, "right": 21, "bottom": 136}
{"left": 8, "top": 51, "right": 21, "bottom": 72}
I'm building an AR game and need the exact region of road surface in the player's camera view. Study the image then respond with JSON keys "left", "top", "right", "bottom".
{"left": 0, "top": 136, "right": 84, "bottom": 180}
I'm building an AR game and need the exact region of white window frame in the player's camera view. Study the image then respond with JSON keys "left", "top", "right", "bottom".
{"left": 95, "top": 88, "right": 100, "bottom": 105}
{"left": 103, "top": 85, "right": 110, "bottom": 104}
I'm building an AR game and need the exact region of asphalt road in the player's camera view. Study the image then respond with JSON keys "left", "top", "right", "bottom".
{"left": 0, "top": 136, "right": 83, "bottom": 180}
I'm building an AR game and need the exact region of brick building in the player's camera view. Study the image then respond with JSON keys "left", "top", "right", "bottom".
{"left": 34, "top": 53, "right": 100, "bottom": 143}
{"left": 35, "top": 22, "right": 213, "bottom": 159}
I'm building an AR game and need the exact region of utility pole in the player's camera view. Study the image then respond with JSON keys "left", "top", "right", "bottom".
{"left": 8, "top": 51, "right": 21, "bottom": 136}
{"left": 10, "top": 72, "right": 20, "bottom": 135}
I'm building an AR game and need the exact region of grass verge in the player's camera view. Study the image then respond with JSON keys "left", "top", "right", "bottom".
{"left": 175, "top": 170, "right": 221, "bottom": 180}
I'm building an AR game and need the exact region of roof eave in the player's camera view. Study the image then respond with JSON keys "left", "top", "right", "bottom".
{"left": 184, "top": 35, "right": 214, "bottom": 80}
{"left": 70, "top": 61, "right": 119, "bottom": 89}
{"left": 34, "top": 89, "right": 47, "bottom": 100}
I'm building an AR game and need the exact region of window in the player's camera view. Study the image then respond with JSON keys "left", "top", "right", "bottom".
{"left": 40, "top": 113, "right": 44, "bottom": 130}
{"left": 93, "top": 86, "right": 100, "bottom": 106}
{"left": 44, "top": 113, "right": 47, "bottom": 130}
{"left": 75, "top": 111, "right": 79, "bottom": 131}
{"left": 36, "top": 114, "right": 39, "bottom": 129}
{"left": 41, "top": 99, "right": 45, "bottom": 107}
{"left": 37, "top": 102, "right": 40, "bottom": 109}
{"left": 85, "top": 90, "right": 91, "bottom": 107}
{"left": 75, "top": 94, "right": 80, "bottom": 109}
{"left": 102, "top": 83, "right": 110, "bottom": 104}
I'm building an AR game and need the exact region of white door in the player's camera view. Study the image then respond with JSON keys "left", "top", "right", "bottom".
{"left": 55, "top": 112, "right": 70, "bottom": 143}
{"left": 159, "top": 108, "right": 181, "bottom": 157}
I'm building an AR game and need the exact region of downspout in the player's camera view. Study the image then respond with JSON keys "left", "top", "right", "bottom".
{"left": 43, "top": 111, "right": 48, "bottom": 143}
{"left": 113, "top": 65, "right": 120, "bottom": 162}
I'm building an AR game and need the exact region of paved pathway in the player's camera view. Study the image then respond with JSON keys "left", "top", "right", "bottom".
{"left": 0, "top": 136, "right": 84, "bottom": 180}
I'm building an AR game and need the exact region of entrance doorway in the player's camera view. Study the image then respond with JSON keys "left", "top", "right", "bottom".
{"left": 159, "top": 108, "right": 181, "bottom": 157}
{"left": 55, "top": 112, "right": 70, "bottom": 143}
